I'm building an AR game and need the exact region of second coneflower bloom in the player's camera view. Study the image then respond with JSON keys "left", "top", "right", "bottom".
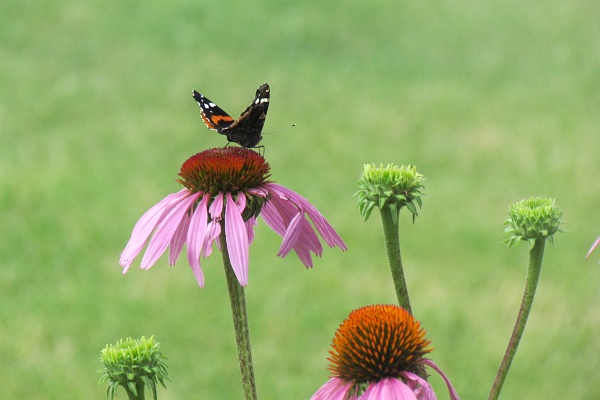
{"left": 120, "top": 147, "right": 346, "bottom": 287}
{"left": 312, "top": 305, "right": 460, "bottom": 400}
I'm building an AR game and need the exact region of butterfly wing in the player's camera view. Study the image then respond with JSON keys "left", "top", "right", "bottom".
{"left": 222, "top": 83, "right": 270, "bottom": 148}
{"left": 192, "top": 90, "right": 235, "bottom": 132}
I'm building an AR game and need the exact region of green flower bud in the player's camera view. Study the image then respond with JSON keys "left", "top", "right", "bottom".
{"left": 503, "top": 197, "right": 565, "bottom": 249}
{"left": 355, "top": 164, "right": 425, "bottom": 223}
{"left": 99, "top": 336, "right": 170, "bottom": 400}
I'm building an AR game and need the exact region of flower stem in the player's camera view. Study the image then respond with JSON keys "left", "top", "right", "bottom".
{"left": 379, "top": 206, "right": 412, "bottom": 314}
{"left": 123, "top": 381, "right": 145, "bottom": 400}
{"left": 488, "top": 238, "right": 546, "bottom": 400}
{"left": 219, "top": 230, "right": 257, "bottom": 400}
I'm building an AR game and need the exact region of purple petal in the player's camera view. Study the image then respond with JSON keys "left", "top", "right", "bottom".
{"left": 235, "top": 192, "right": 247, "bottom": 211}
{"left": 362, "top": 378, "right": 417, "bottom": 400}
{"left": 586, "top": 236, "right": 600, "bottom": 260}
{"left": 401, "top": 372, "right": 436, "bottom": 400}
{"left": 248, "top": 187, "right": 269, "bottom": 197}
{"left": 140, "top": 192, "right": 199, "bottom": 270}
{"left": 209, "top": 192, "right": 224, "bottom": 220}
{"left": 264, "top": 183, "right": 347, "bottom": 250}
{"left": 260, "top": 200, "right": 286, "bottom": 237}
{"left": 187, "top": 194, "right": 210, "bottom": 287}
{"left": 120, "top": 190, "right": 191, "bottom": 271}
{"left": 245, "top": 217, "right": 258, "bottom": 245}
{"left": 225, "top": 192, "right": 249, "bottom": 286}
{"left": 265, "top": 190, "right": 322, "bottom": 266}
{"left": 169, "top": 208, "right": 191, "bottom": 265}
{"left": 311, "top": 378, "right": 356, "bottom": 400}
{"left": 278, "top": 212, "right": 304, "bottom": 257}
{"left": 203, "top": 220, "right": 221, "bottom": 257}
{"left": 421, "top": 359, "right": 461, "bottom": 400}
{"left": 292, "top": 241, "right": 314, "bottom": 268}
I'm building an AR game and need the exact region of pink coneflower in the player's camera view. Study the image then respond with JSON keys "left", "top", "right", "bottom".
{"left": 119, "top": 147, "right": 346, "bottom": 287}
{"left": 311, "top": 305, "right": 460, "bottom": 400}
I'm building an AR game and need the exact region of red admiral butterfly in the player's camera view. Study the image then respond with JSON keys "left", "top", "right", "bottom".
{"left": 193, "top": 83, "right": 270, "bottom": 149}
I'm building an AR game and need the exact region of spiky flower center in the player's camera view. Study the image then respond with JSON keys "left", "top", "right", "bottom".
{"left": 328, "top": 304, "right": 432, "bottom": 383}
{"left": 178, "top": 147, "right": 271, "bottom": 196}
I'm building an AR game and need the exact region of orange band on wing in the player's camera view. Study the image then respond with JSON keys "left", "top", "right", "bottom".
{"left": 211, "top": 115, "right": 234, "bottom": 124}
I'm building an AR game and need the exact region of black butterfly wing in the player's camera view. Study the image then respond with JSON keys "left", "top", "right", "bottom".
{"left": 192, "top": 90, "right": 235, "bottom": 132}
{"left": 221, "top": 83, "right": 270, "bottom": 148}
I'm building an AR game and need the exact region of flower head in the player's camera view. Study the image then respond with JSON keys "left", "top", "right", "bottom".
{"left": 120, "top": 147, "right": 346, "bottom": 287}
{"left": 355, "top": 164, "right": 425, "bottom": 223}
{"left": 502, "top": 197, "right": 565, "bottom": 249}
{"left": 99, "top": 336, "right": 169, "bottom": 400}
{"left": 312, "top": 305, "right": 460, "bottom": 400}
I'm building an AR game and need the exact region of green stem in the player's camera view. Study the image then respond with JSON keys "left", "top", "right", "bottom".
{"left": 488, "top": 238, "right": 546, "bottom": 400}
{"left": 380, "top": 206, "right": 412, "bottom": 314}
{"left": 123, "top": 381, "right": 145, "bottom": 400}
{"left": 219, "top": 230, "right": 257, "bottom": 400}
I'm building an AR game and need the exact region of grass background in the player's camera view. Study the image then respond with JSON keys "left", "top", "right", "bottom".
{"left": 1, "top": 0, "right": 599, "bottom": 398}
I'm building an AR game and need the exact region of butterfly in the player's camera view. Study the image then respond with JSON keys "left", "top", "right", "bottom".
{"left": 192, "top": 83, "right": 270, "bottom": 149}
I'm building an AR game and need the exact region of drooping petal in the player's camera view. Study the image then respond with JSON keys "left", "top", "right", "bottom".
{"left": 420, "top": 359, "right": 461, "bottom": 400}
{"left": 311, "top": 378, "right": 356, "bottom": 400}
{"left": 225, "top": 192, "right": 250, "bottom": 286}
{"left": 362, "top": 378, "right": 417, "bottom": 400}
{"left": 120, "top": 190, "right": 190, "bottom": 271}
{"left": 169, "top": 207, "right": 192, "bottom": 265}
{"left": 140, "top": 192, "right": 199, "bottom": 270}
{"left": 277, "top": 211, "right": 304, "bottom": 257}
{"left": 187, "top": 193, "right": 210, "bottom": 287}
{"left": 209, "top": 192, "right": 224, "bottom": 220}
{"left": 264, "top": 190, "right": 323, "bottom": 267}
{"left": 235, "top": 192, "right": 247, "bottom": 211}
{"left": 264, "top": 183, "right": 347, "bottom": 250}
{"left": 260, "top": 200, "right": 286, "bottom": 237}
{"left": 203, "top": 220, "right": 221, "bottom": 257}
{"left": 247, "top": 187, "right": 270, "bottom": 198}
{"left": 401, "top": 371, "right": 437, "bottom": 400}
{"left": 245, "top": 217, "right": 258, "bottom": 245}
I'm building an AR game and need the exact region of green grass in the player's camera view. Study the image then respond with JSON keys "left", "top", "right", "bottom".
{"left": 1, "top": 0, "right": 599, "bottom": 399}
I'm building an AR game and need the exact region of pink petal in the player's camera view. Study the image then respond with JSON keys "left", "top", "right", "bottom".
{"left": 401, "top": 372, "right": 436, "bottom": 400}
{"left": 248, "top": 187, "right": 269, "bottom": 197}
{"left": 292, "top": 242, "right": 314, "bottom": 268}
{"left": 225, "top": 192, "right": 249, "bottom": 286}
{"left": 202, "top": 220, "right": 221, "bottom": 257}
{"left": 260, "top": 200, "right": 286, "bottom": 237}
{"left": 186, "top": 194, "right": 210, "bottom": 288}
{"left": 169, "top": 209, "right": 191, "bottom": 265}
{"left": 210, "top": 192, "right": 224, "bottom": 220}
{"left": 265, "top": 183, "right": 347, "bottom": 250}
{"left": 235, "top": 193, "right": 247, "bottom": 211}
{"left": 586, "top": 236, "right": 600, "bottom": 260}
{"left": 362, "top": 378, "right": 417, "bottom": 400}
{"left": 278, "top": 212, "right": 304, "bottom": 257}
{"left": 421, "top": 359, "right": 461, "bottom": 400}
{"left": 265, "top": 191, "right": 322, "bottom": 266}
{"left": 245, "top": 217, "right": 258, "bottom": 245}
{"left": 120, "top": 190, "right": 190, "bottom": 271}
{"left": 140, "top": 192, "right": 199, "bottom": 270}
{"left": 311, "top": 378, "right": 356, "bottom": 400}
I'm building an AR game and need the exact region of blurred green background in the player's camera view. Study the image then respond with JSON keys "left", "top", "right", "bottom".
{"left": 1, "top": 0, "right": 599, "bottom": 398}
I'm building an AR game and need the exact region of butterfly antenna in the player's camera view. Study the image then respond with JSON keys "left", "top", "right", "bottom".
{"left": 263, "top": 124, "right": 296, "bottom": 135}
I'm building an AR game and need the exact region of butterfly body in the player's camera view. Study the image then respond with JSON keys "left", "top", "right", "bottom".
{"left": 193, "top": 83, "right": 270, "bottom": 148}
